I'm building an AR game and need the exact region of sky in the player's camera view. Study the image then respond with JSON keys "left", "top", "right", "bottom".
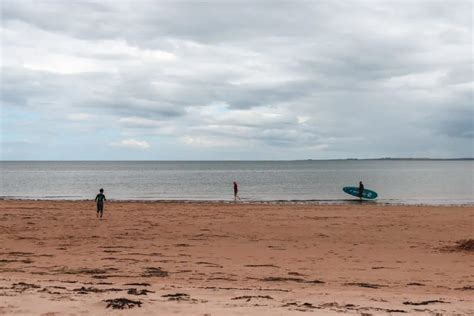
{"left": 1, "top": 0, "right": 472, "bottom": 160}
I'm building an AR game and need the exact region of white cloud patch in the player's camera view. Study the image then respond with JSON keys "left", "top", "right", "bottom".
{"left": 110, "top": 139, "right": 151, "bottom": 149}
{"left": 67, "top": 113, "right": 96, "bottom": 121}
{"left": 119, "top": 117, "right": 161, "bottom": 128}
{"left": 180, "top": 135, "right": 239, "bottom": 148}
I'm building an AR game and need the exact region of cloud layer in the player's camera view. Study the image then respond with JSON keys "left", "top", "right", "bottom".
{"left": 1, "top": 0, "right": 472, "bottom": 159}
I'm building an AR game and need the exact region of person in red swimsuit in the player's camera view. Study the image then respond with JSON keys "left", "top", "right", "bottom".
{"left": 233, "top": 181, "right": 240, "bottom": 201}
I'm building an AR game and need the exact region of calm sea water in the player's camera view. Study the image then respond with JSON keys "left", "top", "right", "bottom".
{"left": 0, "top": 161, "right": 473, "bottom": 205}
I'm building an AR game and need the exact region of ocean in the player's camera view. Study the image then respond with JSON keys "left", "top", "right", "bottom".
{"left": 0, "top": 160, "right": 472, "bottom": 205}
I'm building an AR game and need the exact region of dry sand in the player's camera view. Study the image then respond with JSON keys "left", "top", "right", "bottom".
{"left": 0, "top": 200, "right": 472, "bottom": 315}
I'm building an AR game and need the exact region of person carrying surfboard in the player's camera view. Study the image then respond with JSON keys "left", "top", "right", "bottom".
{"left": 95, "top": 188, "right": 106, "bottom": 219}
{"left": 358, "top": 181, "right": 364, "bottom": 201}
{"left": 343, "top": 184, "right": 377, "bottom": 200}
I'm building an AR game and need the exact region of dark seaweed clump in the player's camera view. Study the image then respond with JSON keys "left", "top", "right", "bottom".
{"left": 142, "top": 267, "right": 169, "bottom": 277}
{"left": 455, "top": 239, "right": 474, "bottom": 251}
{"left": 104, "top": 298, "right": 142, "bottom": 309}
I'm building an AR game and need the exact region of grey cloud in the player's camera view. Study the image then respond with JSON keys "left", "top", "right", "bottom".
{"left": 1, "top": 67, "right": 186, "bottom": 118}
{"left": 429, "top": 103, "right": 473, "bottom": 139}
{"left": 1, "top": 0, "right": 472, "bottom": 159}
{"left": 4, "top": 1, "right": 469, "bottom": 48}
{"left": 1, "top": 1, "right": 325, "bottom": 44}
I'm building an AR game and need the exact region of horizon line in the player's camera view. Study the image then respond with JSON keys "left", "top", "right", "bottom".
{"left": 1, "top": 158, "right": 473, "bottom": 162}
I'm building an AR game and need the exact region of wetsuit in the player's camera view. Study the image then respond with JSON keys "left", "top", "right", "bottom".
{"left": 95, "top": 193, "right": 106, "bottom": 215}
{"left": 359, "top": 183, "right": 364, "bottom": 199}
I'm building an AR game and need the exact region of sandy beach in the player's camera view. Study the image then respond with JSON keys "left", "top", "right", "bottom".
{"left": 0, "top": 200, "right": 472, "bottom": 315}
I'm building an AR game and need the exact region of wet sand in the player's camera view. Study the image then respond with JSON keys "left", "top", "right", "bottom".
{"left": 0, "top": 200, "right": 472, "bottom": 315}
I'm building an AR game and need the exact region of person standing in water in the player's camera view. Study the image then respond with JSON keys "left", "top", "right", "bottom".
{"left": 95, "top": 188, "right": 106, "bottom": 219}
{"left": 233, "top": 181, "right": 240, "bottom": 201}
{"left": 358, "top": 181, "right": 364, "bottom": 201}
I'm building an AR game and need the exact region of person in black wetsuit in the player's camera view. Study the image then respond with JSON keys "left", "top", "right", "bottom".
{"left": 359, "top": 181, "right": 364, "bottom": 201}
{"left": 95, "top": 188, "right": 106, "bottom": 219}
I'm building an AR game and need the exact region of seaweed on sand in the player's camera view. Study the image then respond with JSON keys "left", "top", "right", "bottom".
{"left": 142, "top": 267, "right": 169, "bottom": 277}
{"left": 104, "top": 298, "right": 142, "bottom": 309}
{"left": 455, "top": 239, "right": 474, "bottom": 251}
{"left": 162, "top": 293, "right": 190, "bottom": 301}
{"left": 442, "top": 239, "right": 474, "bottom": 252}
{"left": 127, "top": 288, "right": 154, "bottom": 295}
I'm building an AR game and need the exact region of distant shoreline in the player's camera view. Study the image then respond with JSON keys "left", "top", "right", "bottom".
{"left": 0, "top": 158, "right": 473, "bottom": 162}
{"left": 1, "top": 197, "right": 472, "bottom": 207}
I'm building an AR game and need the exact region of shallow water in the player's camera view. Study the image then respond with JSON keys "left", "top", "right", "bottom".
{"left": 0, "top": 160, "right": 473, "bottom": 205}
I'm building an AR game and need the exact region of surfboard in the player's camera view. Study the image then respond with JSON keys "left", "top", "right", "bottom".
{"left": 343, "top": 187, "right": 378, "bottom": 199}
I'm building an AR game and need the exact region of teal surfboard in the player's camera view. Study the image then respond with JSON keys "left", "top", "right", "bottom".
{"left": 343, "top": 187, "right": 378, "bottom": 200}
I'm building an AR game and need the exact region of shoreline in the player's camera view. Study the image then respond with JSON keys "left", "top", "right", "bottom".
{"left": 1, "top": 197, "right": 473, "bottom": 207}
{"left": 1, "top": 200, "right": 472, "bottom": 315}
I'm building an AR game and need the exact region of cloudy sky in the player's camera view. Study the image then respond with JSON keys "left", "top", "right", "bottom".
{"left": 1, "top": 0, "right": 472, "bottom": 160}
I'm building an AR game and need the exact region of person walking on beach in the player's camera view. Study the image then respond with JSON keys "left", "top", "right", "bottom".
{"left": 233, "top": 181, "right": 240, "bottom": 201}
{"left": 95, "top": 188, "right": 106, "bottom": 219}
{"left": 358, "top": 181, "right": 364, "bottom": 201}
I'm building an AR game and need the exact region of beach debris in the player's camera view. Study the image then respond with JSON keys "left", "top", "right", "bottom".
{"left": 304, "top": 279, "right": 325, "bottom": 284}
{"left": 344, "top": 282, "right": 384, "bottom": 289}
{"left": 282, "top": 301, "right": 319, "bottom": 310}
{"left": 318, "top": 302, "right": 407, "bottom": 313}
{"left": 46, "top": 286, "right": 67, "bottom": 290}
{"left": 198, "top": 286, "right": 290, "bottom": 292}
{"left": 44, "top": 279, "right": 77, "bottom": 284}
{"left": 406, "top": 282, "right": 425, "bottom": 286}
{"left": 124, "top": 282, "right": 151, "bottom": 287}
{"left": 195, "top": 261, "right": 223, "bottom": 268}
{"left": 161, "top": 292, "right": 204, "bottom": 303}
{"left": 455, "top": 239, "right": 474, "bottom": 251}
{"left": 0, "top": 259, "right": 33, "bottom": 264}
{"left": 162, "top": 293, "right": 190, "bottom": 301}
{"left": 318, "top": 302, "right": 358, "bottom": 312}
{"left": 244, "top": 264, "right": 280, "bottom": 268}
{"left": 38, "top": 285, "right": 68, "bottom": 295}
{"left": 267, "top": 245, "right": 286, "bottom": 250}
{"left": 104, "top": 298, "right": 142, "bottom": 309}
{"left": 127, "top": 288, "right": 154, "bottom": 295}
{"left": 262, "top": 276, "right": 324, "bottom": 284}
{"left": 288, "top": 271, "right": 306, "bottom": 276}
{"left": 371, "top": 266, "right": 392, "bottom": 269}
{"left": 141, "top": 267, "right": 169, "bottom": 277}
{"left": 442, "top": 239, "right": 474, "bottom": 252}
{"left": 455, "top": 285, "right": 474, "bottom": 291}
{"left": 403, "top": 300, "right": 446, "bottom": 305}
{"left": 11, "top": 282, "right": 41, "bottom": 292}
{"left": 60, "top": 267, "right": 109, "bottom": 275}
{"left": 318, "top": 302, "right": 340, "bottom": 308}
{"left": 73, "top": 286, "right": 122, "bottom": 294}
{"left": 5, "top": 251, "right": 34, "bottom": 256}
{"left": 264, "top": 276, "right": 301, "bottom": 282}
{"left": 38, "top": 287, "right": 62, "bottom": 295}
{"left": 231, "top": 295, "right": 273, "bottom": 302}
{"left": 207, "top": 276, "right": 238, "bottom": 281}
